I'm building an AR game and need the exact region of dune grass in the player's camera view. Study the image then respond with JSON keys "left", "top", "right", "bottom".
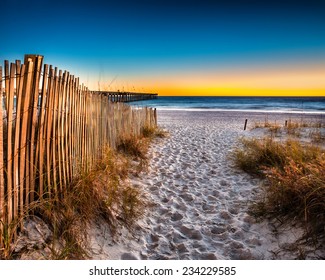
{"left": 117, "top": 125, "right": 168, "bottom": 158}
{"left": 253, "top": 120, "right": 281, "bottom": 135}
{"left": 233, "top": 136, "right": 325, "bottom": 244}
{"left": 117, "top": 125, "right": 168, "bottom": 174}
{"left": 1, "top": 125, "right": 168, "bottom": 259}
{"left": 252, "top": 119, "right": 324, "bottom": 141}
{"left": 142, "top": 125, "right": 168, "bottom": 139}
{"left": 2, "top": 147, "right": 145, "bottom": 260}
{"left": 234, "top": 138, "right": 322, "bottom": 176}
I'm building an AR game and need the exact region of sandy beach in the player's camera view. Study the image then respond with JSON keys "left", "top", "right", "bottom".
{"left": 89, "top": 110, "right": 325, "bottom": 260}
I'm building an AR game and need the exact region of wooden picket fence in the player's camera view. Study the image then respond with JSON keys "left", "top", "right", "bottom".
{"left": 0, "top": 55, "right": 157, "bottom": 247}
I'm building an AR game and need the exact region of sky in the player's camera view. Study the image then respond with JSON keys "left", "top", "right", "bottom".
{"left": 1, "top": 0, "right": 325, "bottom": 96}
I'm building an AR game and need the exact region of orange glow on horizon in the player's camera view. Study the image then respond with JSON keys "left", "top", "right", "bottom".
{"left": 150, "top": 87, "right": 325, "bottom": 97}
{"left": 95, "top": 63, "right": 325, "bottom": 96}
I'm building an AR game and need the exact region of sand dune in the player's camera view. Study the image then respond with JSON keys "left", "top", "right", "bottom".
{"left": 90, "top": 110, "right": 324, "bottom": 260}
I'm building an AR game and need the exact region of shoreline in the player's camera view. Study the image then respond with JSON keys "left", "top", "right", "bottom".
{"left": 156, "top": 108, "right": 325, "bottom": 116}
{"left": 153, "top": 108, "right": 325, "bottom": 115}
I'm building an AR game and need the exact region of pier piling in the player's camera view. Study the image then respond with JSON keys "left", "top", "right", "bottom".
{"left": 95, "top": 91, "right": 158, "bottom": 103}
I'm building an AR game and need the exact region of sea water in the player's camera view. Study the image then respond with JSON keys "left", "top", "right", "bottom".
{"left": 129, "top": 96, "right": 325, "bottom": 114}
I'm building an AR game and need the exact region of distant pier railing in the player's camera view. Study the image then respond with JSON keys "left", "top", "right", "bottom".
{"left": 95, "top": 91, "right": 158, "bottom": 103}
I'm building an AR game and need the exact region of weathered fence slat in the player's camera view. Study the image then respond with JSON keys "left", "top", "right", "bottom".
{"left": 4, "top": 61, "right": 9, "bottom": 112}
{"left": 13, "top": 63, "right": 25, "bottom": 221}
{"left": 58, "top": 72, "right": 64, "bottom": 190}
{"left": 0, "top": 55, "right": 158, "bottom": 252}
{"left": 51, "top": 67, "right": 59, "bottom": 195}
{"left": 36, "top": 64, "right": 49, "bottom": 198}
{"left": 0, "top": 66, "right": 4, "bottom": 247}
{"left": 7, "top": 63, "right": 16, "bottom": 225}
{"left": 19, "top": 61, "right": 34, "bottom": 211}
{"left": 26, "top": 55, "right": 43, "bottom": 204}
{"left": 45, "top": 66, "right": 54, "bottom": 197}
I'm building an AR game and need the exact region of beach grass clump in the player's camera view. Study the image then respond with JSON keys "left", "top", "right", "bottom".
{"left": 154, "top": 127, "right": 169, "bottom": 138}
{"left": 142, "top": 125, "right": 169, "bottom": 139}
{"left": 117, "top": 134, "right": 148, "bottom": 159}
{"left": 253, "top": 120, "right": 281, "bottom": 136}
{"left": 268, "top": 124, "right": 281, "bottom": 136}
{"left": 120, "top": 185, "right": 144, "bottom": 226}
{"left": 1, "top": 193, "right": 90, "bottom": 260}
{"left": 36, "top": 192, "right": 91, "bottom": 259}
{"left": 32, "top": 167, "right": 121, "bottom": 259}
{"left": 253, "top": 119, "right": 325, "bottom": 139}
{"left": 284, "top": 120, "right": 324, "bottom": 137}
{"left": 118, "top": 126, "right": 168, "bottom": 159}
{"left": 234, "top": 137, "right": 321, "bottom": 176}
{"left": 142, "top": 125, "right": 156, "bottom": 138}
{"left": 1, "top": 146, "right": 147, "bottom": 260}
{"left": 233, "top": 137, "right": 288, "bottom": 176}
{"left": 233, "top": 136, "right": 325, "bottom": 243}
{"left": 263, "top": 159, "right": 325, "bottom": 232}
{"left": 0, "top": 214, "right": 26, "bottom": 259}
{"left": 310, "top": 129, "right": 325, "bottom": 144}
{"left": 95, "top": 147, "right": 145, "bottom": 226}
{"left": 285, "top": 120, "right": 301, "bottom": 136}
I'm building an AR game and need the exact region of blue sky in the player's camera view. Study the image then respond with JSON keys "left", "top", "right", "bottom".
{"left": 2, "top": 0, "right": 325, "bottom": 95}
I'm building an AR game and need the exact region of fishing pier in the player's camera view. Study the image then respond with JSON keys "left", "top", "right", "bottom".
{"left": 95, "top": 91, "right": 158, "bottom": 102}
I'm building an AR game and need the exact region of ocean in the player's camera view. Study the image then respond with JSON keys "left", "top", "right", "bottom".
{"left": 129, "top": 96, "right": 325, "bottom": 114}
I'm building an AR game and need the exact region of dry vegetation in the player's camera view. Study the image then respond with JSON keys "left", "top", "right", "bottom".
{"left": 253, "top": 119, "right": 325, "bottom": 141}
{"left": 1, "top": 125, "right": 168, "bottom": 260}
{"left": 234, "top": 119, "right": 325, "bottom": 250}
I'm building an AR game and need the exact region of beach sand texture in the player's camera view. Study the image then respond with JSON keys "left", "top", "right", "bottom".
{"left": 90, "top": 110, "right": 324, "bottom": 260}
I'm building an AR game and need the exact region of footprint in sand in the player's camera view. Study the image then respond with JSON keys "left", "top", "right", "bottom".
{"left": 179, "top": 225, "right": 203, "bottom": 241}
{"left": 219, "top": 179, "right": 230, "bottom": 186}
{"left": 171, "top": 212, "right": 183, "bottom": 222}
{"left": 179, "top": 193, "right": 194, "bottom": 202}
{"left": 211, "top": 226, "right": 227, "bottom": 235}
{"left": 120, "top": 252, "right": 138, "bottom": 260}
{"left": 219, "top": 210, "right": 233, "bottom": 221}
{"left": 177, "top": 243, "right": 189, "bottom": 254}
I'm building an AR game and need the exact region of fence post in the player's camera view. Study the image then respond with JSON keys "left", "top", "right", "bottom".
{"left": 7, "top": 63, "right": 16, "bottom": 226}
{"left": 13, "top": 63, "right": 26, "bottom": 222}
{"left": 24, "top": 54, "right": 44, "bottom": 203}
{"left": 13, "top": 60, "right": 21, "bottom": 217}
{"left": 154, "top": 108, "right": 157, "bottom": 127}
{"left": 36, "top": 63, "right": 49, "bottom": 199}
{"left": 19, "top": 60, "right": 34, "bottom": 212}
{"left": 244, "top": 119, "right": 248, "bottom": 130}
{"left": 0, "top": 65, "right": 4, "bottom": 247}
{"left": 4, "top": 61, "right": 9, "bottom": 112}
{"left": 45, "top": 66, "right": 54, "bottom": 197}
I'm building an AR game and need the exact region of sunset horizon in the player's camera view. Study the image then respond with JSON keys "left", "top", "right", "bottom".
{"left": 2, "top": 0, "right": 325, "bottom": 97}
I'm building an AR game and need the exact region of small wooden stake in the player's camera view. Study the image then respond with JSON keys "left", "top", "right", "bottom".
{"left": 244, "top": 119, "right": 248, "bottom": 130}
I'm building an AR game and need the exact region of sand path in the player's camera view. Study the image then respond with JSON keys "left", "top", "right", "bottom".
{"left": 137, "top": 111, "right": 263, "bottom": 259}
{"left": 90, "top": 111, "right": 324, "bottom": 260}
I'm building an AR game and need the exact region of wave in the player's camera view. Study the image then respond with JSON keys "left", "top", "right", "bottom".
{"left": 129, "top": 96, "right": 325, "bottom": 115}
{"left": 153, "top": 107, "right": 325, "bottom": 115}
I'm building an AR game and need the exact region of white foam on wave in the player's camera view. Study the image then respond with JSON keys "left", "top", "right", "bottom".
{"left": 154, "top": 107, "right": 325, "bottom": 115}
